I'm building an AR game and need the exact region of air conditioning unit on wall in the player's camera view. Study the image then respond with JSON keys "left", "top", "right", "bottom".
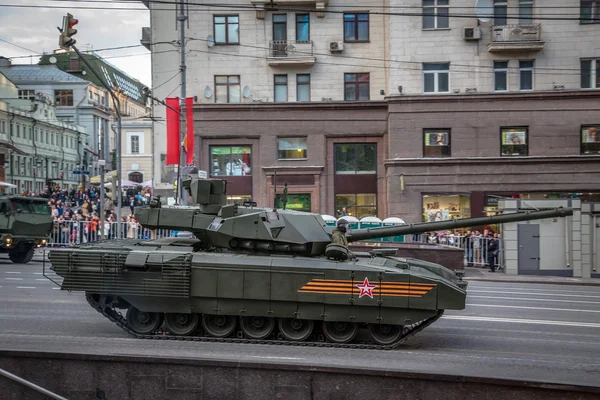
{"left": 329, "top": 41, "right": 344, "bottom": 52}
{"left": 463, "top": 27, "right": 481, "bottom": 40}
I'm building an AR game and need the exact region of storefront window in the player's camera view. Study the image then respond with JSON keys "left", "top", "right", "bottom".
{"left": 275, "top": 193, "right": 311, "bottom": 212}
{"left": 334, "top": 143, "right": 376, "bottom": 174}
{"left": 581, "top": 125, "right": 600, "bottom": 154}
{"left": 278, "top": 137, "right": 307, "bottom": 159}
{"left": 336, "top": 193, "right": 377, "bottom": 219}
{"left": 210, "top": 146, "right": 252, "bottom": 176}
{"left": 423, "top": 194, "right": 471, "bottom": 222}
{"left": 227, "top": 195, "right": 252, "bottom": 206}
{"left": 501, "top": 127, "right": 528, "bottom": 156}
{"left": 423, "top": 129, "right": 451, "bottom": 157}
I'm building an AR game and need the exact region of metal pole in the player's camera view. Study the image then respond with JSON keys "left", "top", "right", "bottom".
{"left": 71, "top": 46, "right": 123, "bottom": 223}
{"left": 0, "top": 367, "right": 68, "bottom": 400}
{"left": 175, "top": 0, "right": 187, "bottom": 206}
{"left": 99, "top": 160, "right": 105, "bottom": 239}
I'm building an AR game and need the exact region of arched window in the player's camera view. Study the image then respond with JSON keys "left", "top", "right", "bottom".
{"left": 129, "top": 172, "right": 143, "bottom": 183}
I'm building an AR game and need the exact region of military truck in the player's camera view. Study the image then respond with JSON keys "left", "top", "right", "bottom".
{"left": 0, "top": 195, "right": 52, "bottom": 263}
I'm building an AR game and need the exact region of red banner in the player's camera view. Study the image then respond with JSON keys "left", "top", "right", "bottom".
{"left": 185, "top": 97, "right": 194, "bottom": 164}
{"left": 165, "top": 97, "right": 180, "bottom": 165}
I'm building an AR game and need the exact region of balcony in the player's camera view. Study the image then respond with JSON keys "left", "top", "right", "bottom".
{"left": 487, "top": 24, "right": 545, "bottom": 53}
{"left": 267, "top": 40, "right": 316, "bottom": 67}
{"left": 140, "top": 27, "right": 151, "bottom": 51}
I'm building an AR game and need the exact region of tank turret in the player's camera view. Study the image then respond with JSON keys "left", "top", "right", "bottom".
{"left": 134, "top": 177, "right": 574, "bottom": 256}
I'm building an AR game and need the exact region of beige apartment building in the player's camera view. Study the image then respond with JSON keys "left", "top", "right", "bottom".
{"left": 143, "top": 0, "right": 600, "bottom": 222}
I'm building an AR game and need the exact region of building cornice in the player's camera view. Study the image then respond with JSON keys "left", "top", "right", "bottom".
{"left": 193, "top": 101, "right": 387, "bottom": 112}
{"left": 386, "top": 90, "right": 600, "bottom": 104}
{"left": 385, "top": 155, "right": 600, "bottom": 167}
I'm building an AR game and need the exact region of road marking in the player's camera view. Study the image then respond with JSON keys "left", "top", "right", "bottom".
{"left": 16, "top": 287, "right": 36, "bottom": 289}
{"left": 52, "top": 287, "right": 61, "bottom": 290}
{"left": 5, "top": 278, "right": 23, "bottom": 281}
{"left": 468, "top": 290, "right": 600, "bottom": 299}
{"left": 5, "top": 272, "right": 20, "bottom": 274}
{"left": 466, "top": 303, "right": 600, "bottom": 313}
{"left": 33, "top": 273, "right": 43, "bottom": 275}
{"left": 35, "top": 279, "right": 50, "bottom": 282}
{"left": 443, "top": 315, "right": 600, "bottom": 328}
{"left": 468, "top": 286, "right": 600, "bottom": 295}
{"left": 467, "top": 295, "right": 600, "bottom": 305}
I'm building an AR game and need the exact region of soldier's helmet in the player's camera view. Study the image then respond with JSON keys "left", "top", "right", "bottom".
{"left": 337, "top": 218, "right": 349, "bottom": 231}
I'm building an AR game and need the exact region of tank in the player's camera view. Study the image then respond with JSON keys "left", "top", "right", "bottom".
{"left": 47, "top": 178, "right": 573, "bottom": 349}
{"left": 0, "top": 195, "right": 52, "bottom": 263}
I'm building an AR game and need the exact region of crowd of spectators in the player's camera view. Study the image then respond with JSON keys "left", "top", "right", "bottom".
{"left": 19, "top": 184, "right": 157, "bottom": 246}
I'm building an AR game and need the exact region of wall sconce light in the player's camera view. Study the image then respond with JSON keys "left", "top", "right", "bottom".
{"left": 398, "top": 86, "right": 403, "bottom": 94}
{"left": 380, "top": 90, "right": 385, "bottom": 95}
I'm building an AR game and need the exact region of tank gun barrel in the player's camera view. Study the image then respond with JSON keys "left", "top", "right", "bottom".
{"left": 347, "top": 208, "right": 573, "bottom": 242}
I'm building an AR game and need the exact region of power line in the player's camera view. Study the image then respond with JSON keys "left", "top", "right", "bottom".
{"left": 0, "top": 38, "right": 41, "bottom": 54}
{"left": 0, "top": 2, "right": 591, "bottom": 21}
{"left": 183, "top": 37, "right": 584, "bottom": 75}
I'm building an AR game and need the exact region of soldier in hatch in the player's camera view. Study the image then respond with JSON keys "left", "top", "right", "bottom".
{"left": 331, "top": 219, "right": 349, "bottom": 247}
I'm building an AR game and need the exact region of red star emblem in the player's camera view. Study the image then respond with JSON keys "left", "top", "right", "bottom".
{"left": 356, "top": 277, "right": 377, "bottom": 299}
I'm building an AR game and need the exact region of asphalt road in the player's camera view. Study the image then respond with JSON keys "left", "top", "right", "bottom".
{"left": 1, "top": 257, "right": 599, "bottom": 387}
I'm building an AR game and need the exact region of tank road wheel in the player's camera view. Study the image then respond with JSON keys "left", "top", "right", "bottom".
{"left": 240, "top": 316, "right": 275, "bottom": 340}
{"left": 323, "top": 321, "right": 358, "bottom": 344}
{"left": 164, "top": 313, "right": 200, "bottom": 336}
{"left": 9, "top": 246, "right": 35, "bottom": 264}
{"left": 126, "top": 306, "right": 164, "bottom": 334}
{"left": 278, "top": 318, "right": 314, "bottom": 342}
{"left": 202, "top": 314, "right": 237, "bottom": 338}
{"left": 369, "top": 324, "right": 403, "bottom": 346}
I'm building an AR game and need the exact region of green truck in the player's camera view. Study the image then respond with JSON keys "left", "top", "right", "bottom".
{"left": 0, "top": 195, "right": 52, "bottom": 263}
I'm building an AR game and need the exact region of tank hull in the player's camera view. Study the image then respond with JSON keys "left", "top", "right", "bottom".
{"left": 48, "top": 238, "right": 466, "bottom": 348}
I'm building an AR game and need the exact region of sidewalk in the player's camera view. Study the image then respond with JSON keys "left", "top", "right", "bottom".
{"left": 464, "top": 266, "right": 600, "bottom": 286}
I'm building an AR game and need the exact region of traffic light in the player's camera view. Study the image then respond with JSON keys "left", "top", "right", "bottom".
{"left": 58, "top": 13, "right": 78, "bottom": 50}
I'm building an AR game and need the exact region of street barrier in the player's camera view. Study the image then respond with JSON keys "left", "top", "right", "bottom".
{"left": 44, "top": 221, "right": 502, "bottom": 268}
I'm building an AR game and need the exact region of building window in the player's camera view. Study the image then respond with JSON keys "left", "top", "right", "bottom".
{"left": 344, "top": 73, "right": 370, "bottom": 101}
{"left": 494, "top": 0, "right": 508, "bottom": 25}
{"left": 519, "top": 60, "right": 534, "bottom": 91}
{"left": 336, "top": 194, "right": 377, "bottom": 219}
{"left": 214, "top": 15, "right": 239, "bottom": 44}
{"left": 519, "top": 0, "right": 533, "bottom": 24}
{"left": 423, "top": 129, "right": 451, "bottom": 157}
{"left": 581, "top": 125, "right": 600, "bottom": 154}
{"left": 297, "top": 74, "right": 310, "bottom": 101}
{"left": 423, "top": 0, "right": 449, "bottom": 29}
{"left": 501, "top": 127, "right": 528, "bottom": 156}
{"left": 129, "top": 172, "right": 143, "bottom": 183}
{"left": 215, "top": 75, "right": 241, "bottom": 103}
{"left": 423, "top": 194, "right": 471, "bottom": 222}
{"left": 296, "top": 14, "right": 310, "bottom": 41}
{"left": 16, "top": 125, "right": 20, "bottom": 138}
{"left": 581, "top": 59, "right": 600, "bottom": 88}
{"left": 494, "top": 61, "right": 508, "bottom": 91}
{"left": 210, "top": 146, "right": 251, "bottom": 176}
{"left": 278, "top": 137, "right": 307, "bottom": 159}
{"left": 275, "top": 193, "right": 311, "bottom": 212}
{"left": 581, "top": 1, "right": 600, "bottom": 23}
{"left": 273, "top": 14, "right": 287, "bottom": 42}
{"left": 69, "top": 57, "right": 80, "bottom": 71}
{"left": 131, "top": 135, "right": 140, "bottom": 154}
{"left": 335, "top": 143, "right": 376, "bottom": 174}
{"left": 274, "top": 75, "right": 288, "bottom": 102}
{"left": 343, "top": 13, "right": 369, "bottom": 42}
{"left": 54, "top": 90, "right": 74, "bottom": 106}
{"left": 18, "top": 90, "right": 35, "bottom": 100}
{"left": 423, "top": 63, "right": 450, "bottom": 93}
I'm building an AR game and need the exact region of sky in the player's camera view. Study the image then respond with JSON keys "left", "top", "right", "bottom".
{"left": 0, "top": 0, "right": 151, "bottom": 86}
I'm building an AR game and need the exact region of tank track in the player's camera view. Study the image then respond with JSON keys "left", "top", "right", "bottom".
{"left": 86, "top": 294, "right": 443, "bottom": 350}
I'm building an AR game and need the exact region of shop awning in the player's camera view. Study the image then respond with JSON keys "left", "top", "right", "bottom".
{"left": 89, "top": 170, "right": 117, "bottom": 184}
